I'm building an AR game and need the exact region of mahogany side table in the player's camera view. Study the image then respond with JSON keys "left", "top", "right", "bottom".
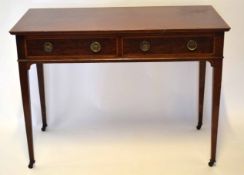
{"left": 10, "top": 6, "right": 230, "bottom": 168}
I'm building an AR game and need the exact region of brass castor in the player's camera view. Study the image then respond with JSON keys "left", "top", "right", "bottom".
{"left": 196, "top": 122, "right": 202, "bottom": 130}
{"left": 28, "top": 160, "right": 35, "bottom": 169}
{"left": 208, "top": 159, "right": 215, "bottom": 167}
{"left": 41, "top": 123, "right": 47, "bottom": 132}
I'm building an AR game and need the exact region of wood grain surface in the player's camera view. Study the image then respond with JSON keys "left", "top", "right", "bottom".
{"left": 10, "top": 6, "right": 230, "bottom": 35}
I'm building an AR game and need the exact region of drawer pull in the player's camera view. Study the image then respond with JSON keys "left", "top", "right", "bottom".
{"left": 90, "top": 41, "right": 101, "bottom": 53}
{"left": 187, "top": 40, "right": 198, "bottom": 51}
{"left": 43, "top": 42, "right": 53, "bottom": 53}
{"left": 140, "top": 40, "right": 151, "bottom": 52}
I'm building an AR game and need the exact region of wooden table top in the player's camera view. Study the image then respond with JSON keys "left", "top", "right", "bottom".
{"left": 10, "top": 6, "right": 230, "bottom": 35}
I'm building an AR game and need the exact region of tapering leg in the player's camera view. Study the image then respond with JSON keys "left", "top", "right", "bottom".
{"left": 208, "top": 60, "right": 223, "bottom": 167}
{"left": 19, "top": 63, "right": 35, "bottom": 168}
{"left": 197, "top": 61, "right": 206, "bottom": 130}
{"left": 36, "top": 64, "right": 47, "bottom": 131}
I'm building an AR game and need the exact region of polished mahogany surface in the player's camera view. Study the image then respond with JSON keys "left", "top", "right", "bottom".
{"left": 10, "top": 6, "right": 230, "bottom": 35}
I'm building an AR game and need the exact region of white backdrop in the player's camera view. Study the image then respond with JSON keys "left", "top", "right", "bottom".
{"left": 1, "top": 0, "right": 244, "bottom": 174}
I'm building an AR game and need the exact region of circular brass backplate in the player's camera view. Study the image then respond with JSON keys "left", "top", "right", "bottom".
{"left": 43, "top": 42, "right": 53, "bottom": 53}
{"left": 90, "top": 41, "right": 101, "bottom": 53}
{"left": 140, "top": 40, "right": 151, "bottom": 52}
{"left": 187, "top": 40, "right": 198, "bottom": 51}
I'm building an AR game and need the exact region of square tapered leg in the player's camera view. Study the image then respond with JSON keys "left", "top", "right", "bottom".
{"left": 208, "top": 60, "right": 223, "bottom": 167}
{"left": 19, "top": 63, "right": 35, "bottom": 168}
{"left": 36, "top": 64, "right": 47, "bottom": 131}
{"left": 197, "top": 61, "right": 206, "bottom": 130}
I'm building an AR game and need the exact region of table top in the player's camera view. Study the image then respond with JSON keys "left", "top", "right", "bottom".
{"left": 10, "top": 6, "right": 230, "bottom": 35}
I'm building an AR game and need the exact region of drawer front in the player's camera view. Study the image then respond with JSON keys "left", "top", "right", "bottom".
{"left": 26, "top": 38, "right": 117, "bottom": 57}
{"left": 122, "top": 36, "right": 214, "bottom": 57}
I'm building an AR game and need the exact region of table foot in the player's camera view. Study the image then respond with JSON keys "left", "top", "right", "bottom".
{"left": 28, "top": 160, "right": 35, "bottom": 169}
{"left": 208, "top": 159, "right": 216, "bottom": 167}
{"left": 41, "top": 124, "right": 47, "bottom": 132}
{"left": 196, "top": 122, "right": 202, "bottom": 130}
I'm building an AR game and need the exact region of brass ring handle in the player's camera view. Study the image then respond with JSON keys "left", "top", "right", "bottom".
{"left": 140, "top": 40, "right": 151, "bottom": 52}
{"left": 90, "top": 41, "right": 101, "bottom": 53}
{"left": 43, "top": 42, "right": 53, "bottom": 53}
{"left": 187, "top": 40, "right": 198, "bottom": 51}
